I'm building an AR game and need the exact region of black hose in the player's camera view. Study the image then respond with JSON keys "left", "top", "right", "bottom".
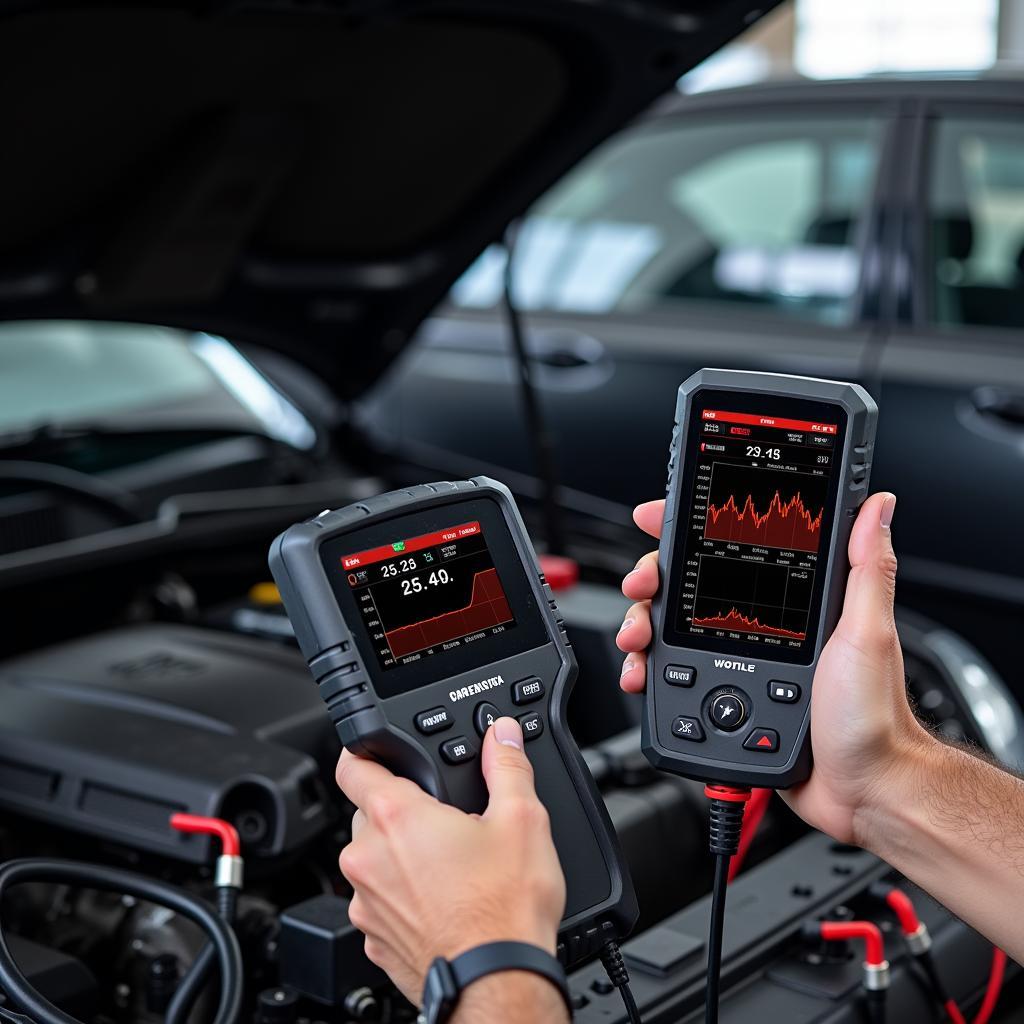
{"left": 705, "top": 854, "right": 731, "bottom": 1024}
{"left": 166, "top": 886, "right": 239, "bottom": 1024}
{"left": 0, "top": 461, "right": 143, "bottom": 524}
{"left": 0, "top": 860, "right": 242, "bottom": 1024}
{"left": 865, "top": 988, "right": 887, "bottom": 1024}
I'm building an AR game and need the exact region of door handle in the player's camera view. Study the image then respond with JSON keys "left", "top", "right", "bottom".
{"left": 971, "top": 387, "right": 1024, "bottom": 429}
{"left": 529, "top": 330, "right": 606, "bottom": 370}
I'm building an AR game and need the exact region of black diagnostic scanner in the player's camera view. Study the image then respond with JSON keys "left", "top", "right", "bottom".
{"left": 269, "top": 478, "right": 637, "bottom": 964}
{"left": 643, "top": 369, "right": 877, "bottom": 789}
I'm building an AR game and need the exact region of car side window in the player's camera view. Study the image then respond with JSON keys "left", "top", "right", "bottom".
{"left": 451, "top": 113, "right": 884, "bottom": 326}
{"left": 927, "top": 116, "right": 1024, "bottom": 331}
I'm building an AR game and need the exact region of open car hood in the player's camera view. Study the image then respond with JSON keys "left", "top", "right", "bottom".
{"left": 0, "top": 1, "right": 778, "bottom": 400}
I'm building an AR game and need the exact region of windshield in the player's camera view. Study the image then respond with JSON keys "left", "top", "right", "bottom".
{"left": 0, "top": 321, "right": 316, "bottom": 449}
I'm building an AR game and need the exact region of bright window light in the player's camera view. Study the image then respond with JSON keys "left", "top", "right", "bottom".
{"left": 795, "top": 0, "right": 999, "bottom": 78}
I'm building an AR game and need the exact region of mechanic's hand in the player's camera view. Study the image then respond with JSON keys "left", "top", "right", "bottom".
{"left": 617, "top": 492, "right": 932, "bottom": 845}
{"left": 335, "top": 717, "right": 566, "bottom": 1004}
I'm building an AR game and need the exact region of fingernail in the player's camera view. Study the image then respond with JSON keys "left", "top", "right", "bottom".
{"left": 621, "top": 659, "right": 635, "bottom": 678}
{"left": 618, "top": 617, "right": 635, "bottom": 634}
{"left": 493, "top": 716, "right": 523, "bottom": 750}
{"left": 880, "top": 494, "right": 896, "bottom": 530}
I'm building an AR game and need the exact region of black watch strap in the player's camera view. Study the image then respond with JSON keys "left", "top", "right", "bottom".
{"left": 421, "top": 941, "right": 572, "bottom": 1022}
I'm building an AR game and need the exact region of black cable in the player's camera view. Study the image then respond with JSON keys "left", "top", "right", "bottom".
{"left": 599, "top": 941, "right": 642, "bottom": 1024}
{"left": 703, "top": 787, "right": 749, "bottom": 1024}
{"left": 0, "top": 461, "right": 143, "bottom": 524}
{"left": 0, "top": 859, "right": 242, "bottom": 1024}
{"left": 705, "top": 854, "right": 731, "bottom": 1024}
{"left": 502, "top": 221, "right": 567, "bottom": 556}
{"left": 0, "top": 1007, "right": 35, "bottom": 1024}
{"left": 865, "top": 988, "right": 887, "bottom": 1024}
{"left": 166, "top": 885, "right": 239, "bottom": 1024}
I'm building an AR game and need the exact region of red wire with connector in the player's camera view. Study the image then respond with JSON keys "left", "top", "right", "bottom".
{"left": 169, "top": 813, "right": 240, "bottom": 856}
{"left": 819, "top": 921, "right": 887, "bottom": 967}
{"left": 810, "top": 919, "right": 890, "bottom": 1024}
{"left": 875, "top": 884, "right": 1005, "bottom": 1024}
{"left": 168, "top": 814, "right": 245, "bottom": 1024}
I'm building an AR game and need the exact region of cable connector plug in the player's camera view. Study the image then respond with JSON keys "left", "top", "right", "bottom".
{"left": 805, "top": 920, "right": 890, "bottom": 989}
{"left": 598, "top": 941, "right": 641, "bottom": 1024}
{"left": 704, "top": 785, "right": 751, "bottom": 858}
{"left": 170, "top": 814, "right": 244, "bottom": 895}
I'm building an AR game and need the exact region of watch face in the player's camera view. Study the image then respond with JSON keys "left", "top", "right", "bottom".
{"left": 421, "top": 959, "right": 457, "bottom": 1024}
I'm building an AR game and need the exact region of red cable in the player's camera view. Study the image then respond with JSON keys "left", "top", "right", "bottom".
{"left": 945, "top": 999, "right": 967, "bottom": 1024}
{"left": 728, "top": 787, "right": 772, "bottom": 882}
{"left": 972, "top": 949, "right": 1006, "bottom": 1024}
{"left": 169, "top": 813, "right": 241, "bottom": 856}
{"left": 883, "top": 886, "right": 1003, "bottom": 1024}
{"left": 884, "top": 888, "right": 922, "bottom": 935}
{"left": 819, "top": 921, "right": 886, "bottom": 966}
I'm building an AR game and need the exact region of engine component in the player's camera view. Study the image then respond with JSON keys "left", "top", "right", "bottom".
{"left": 0, "top": 625, "right": 334, "bottom": 863}
{"left": 278, "top": 895, "right": 386, "bottom": 1006}
{"left": 0, "top": 937, "right": 96, "bottom": 1019}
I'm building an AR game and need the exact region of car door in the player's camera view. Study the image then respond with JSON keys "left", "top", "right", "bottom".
{"left": 875, "top": 94, "right": 1024, "bottom": 689}
{"left": 364, "top": 95, "right": 893, "bottom": 521}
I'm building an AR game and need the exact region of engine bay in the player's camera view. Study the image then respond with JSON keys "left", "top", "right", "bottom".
{"left": 0, "top": 570, "right": 1017, "bottom": 1022}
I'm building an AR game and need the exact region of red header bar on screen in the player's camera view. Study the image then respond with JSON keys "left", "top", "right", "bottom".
{"left": 341, "top": 521, "right": 482, "bottom": 569}
{"left": 702, "top": 409, "right": 838, "bottom": 434}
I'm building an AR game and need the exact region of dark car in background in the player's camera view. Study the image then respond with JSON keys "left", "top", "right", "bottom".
{"left": 365, "top": 76, "right": 1024, "bottom": 687}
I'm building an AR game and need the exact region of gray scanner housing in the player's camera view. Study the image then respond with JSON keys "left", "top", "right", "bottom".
{"left": 643, "top": 369, "right": 878, "bottom": 789}
{"left": 270, "top": 477, "right": 637, "bottom": 965}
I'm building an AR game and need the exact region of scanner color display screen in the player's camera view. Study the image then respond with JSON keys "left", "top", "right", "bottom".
{"left": 341, "top": 522, "right": 518, "bottom": 671}
{"left": 670, "top": 401, "right": 844, "bottom": 663}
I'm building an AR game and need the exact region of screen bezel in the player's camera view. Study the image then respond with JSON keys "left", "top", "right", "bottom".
{"left": 662, "top": 389, "right": 849, "bottom": 666}
{"left": 320, "top": 496, "right": 549, "bottom": 699}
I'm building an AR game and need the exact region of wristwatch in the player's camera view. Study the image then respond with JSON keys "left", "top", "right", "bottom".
{"left": 418, "top": 941, "right": 572, "bottom": 1024}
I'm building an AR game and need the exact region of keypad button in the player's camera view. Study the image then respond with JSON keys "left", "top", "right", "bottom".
{"left": 709, "top": 693, "right": 747, "bottom": 732}
{"left": 518, "top": 712, "right": 544, "bottom": 741}
{"left": 440, "top": 737, "right": 476, "bottom": 764}
{"left": 664, "top": 665, "right": 696, "bottom": 687}
{"left": 671, "top": 716, "right": 705, "bottom": 742}
{"left": 473, "top": 702, "right": 501, "bottom": 737}
{"left": 742, "top": 728, "right": 779, "bottom": 753}
{"left": 415, "top": 706, "right": 453, "bottom": 734}
{"left": 768, "top": 681, "right": 800, "bottom": 704}
{"left": 512, "top": 677, "right": 545, "bottom": 705}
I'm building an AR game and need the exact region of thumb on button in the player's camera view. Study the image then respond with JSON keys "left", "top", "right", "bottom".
{"left": 481, "top": 717, "right": 538, "bottom": 815}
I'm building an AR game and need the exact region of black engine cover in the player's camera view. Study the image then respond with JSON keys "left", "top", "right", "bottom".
{"left": 0, "top": 625, "right": 335, "bottom": 863}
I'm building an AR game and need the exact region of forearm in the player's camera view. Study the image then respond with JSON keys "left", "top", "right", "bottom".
{"left": 453, "top": 972, "right": 570, "bottom": 1024}
{"left": 855, "top": 731, "right": 1024, "bottom": 962}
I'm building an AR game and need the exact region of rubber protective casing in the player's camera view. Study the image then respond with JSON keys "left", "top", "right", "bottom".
{"left": 643, "top": 370, "right": 878, "bottom": 789}
{"left": 269, "top": 477, "right": 637, "bottom": 965}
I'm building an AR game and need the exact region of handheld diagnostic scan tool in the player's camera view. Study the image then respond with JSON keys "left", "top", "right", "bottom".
{"left": 270, "top": 478, "right": 637, "bottom": 964}
{"left": 643, "top": 369, "right": 877, "bottom": 789}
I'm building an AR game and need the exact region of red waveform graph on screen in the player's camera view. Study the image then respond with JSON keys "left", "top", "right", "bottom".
{"left": 705, "top": 490, "right": 823, "bottom": 552}
{"left": 692, "top": 607, "right": 806, "bottom": 640}
{"left": 385, "top": 568, "right": 512, "bottom": 659}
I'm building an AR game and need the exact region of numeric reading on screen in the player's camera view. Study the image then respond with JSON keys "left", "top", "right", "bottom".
{"left": 341, "top": 522, "right": 517, "bottom": 670}
{"left": 676, "top": 409, "right": 838, "bottom": 653}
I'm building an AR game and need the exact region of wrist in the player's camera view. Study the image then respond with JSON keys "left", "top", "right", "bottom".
{"left": 437, "top": 917, "right": 558, "bottom": 963}
{"left": 851, "top": 723, "right": 940, "bottom": 854}
{"left": 456, "top": 971, "right": 570, "bottom": 1023}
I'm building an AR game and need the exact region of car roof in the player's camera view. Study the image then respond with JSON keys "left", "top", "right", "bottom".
{"left": 652, "top": 73, "right": 1024, "bottom": 118}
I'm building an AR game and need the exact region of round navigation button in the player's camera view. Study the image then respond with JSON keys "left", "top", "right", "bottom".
{"left": 709, "top": 693, "right": 747, "bottom": 732}
{"left": 473, "top": 702, "right": 501, "bottom": 737}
